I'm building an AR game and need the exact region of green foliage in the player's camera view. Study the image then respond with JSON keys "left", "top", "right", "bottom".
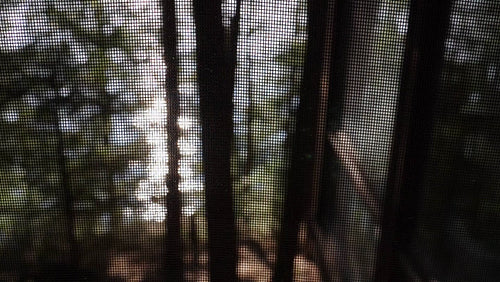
{"left": 231, "top": 1, "right": 308, "bottom": 239}
{"left": 0, "top": 0, "right": 150, "bottom": 267}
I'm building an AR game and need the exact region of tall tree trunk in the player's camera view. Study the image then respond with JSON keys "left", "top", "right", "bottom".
{"left": 161, "top": 0, "right": 183, "bottom": 281}
{"left": 375, "top": 0, "right": 452, "bottom": 280}
{"left": 193, "top": 0, "right": 240, "bottom": 281}
{"left": 274, "top": 0, "right": 335, "bottom": 280}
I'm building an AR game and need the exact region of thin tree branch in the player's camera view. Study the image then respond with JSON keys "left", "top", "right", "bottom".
{"left": 327, "top": 131, "right": 379, "bottom": 218}
{"left": 51, "top": 68, "right": 78, "bottom": 267}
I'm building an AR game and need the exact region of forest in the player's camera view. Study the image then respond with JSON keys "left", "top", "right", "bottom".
{"left": 0, "top": 0, "right": 499, "bottom": 281}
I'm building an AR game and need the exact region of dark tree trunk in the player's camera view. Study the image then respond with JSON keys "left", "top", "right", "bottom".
{"left": 55, "top": 114, "right": 78, "bottom": 267}
{"left": 273, "top": 0, "right": 336, "bottom": 280}
{"left": 190, "top": 214, "right": 199, "bottom": 281}
{"left": 193, "top": 0, "right": 240, "bottom": 281}
{"left": 375, "top": 0, "right": 452, "bottom": 280}
{"left": 246, "top": 56, "right": 254, "bottom": 178}
{"left": 161, "top": 0, "right": 183, "bottom": 281}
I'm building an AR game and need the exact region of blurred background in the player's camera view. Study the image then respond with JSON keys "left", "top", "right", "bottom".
{"left": 0, "top": 0, "right": 498, "bottom": 281}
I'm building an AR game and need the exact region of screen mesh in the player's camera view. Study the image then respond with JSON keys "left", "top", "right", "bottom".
{"left": 411, "top": 1, "right": 500, "bottom": 281}
{"left": 0, "top": 0, "right": 498, "bottom": 281}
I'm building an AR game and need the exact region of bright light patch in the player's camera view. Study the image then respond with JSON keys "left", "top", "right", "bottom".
{"left": 142, "top": 203, "right": 166, "bottom": 223}
{"left": 0, "top": 3, "right": 32, "bottom": 52}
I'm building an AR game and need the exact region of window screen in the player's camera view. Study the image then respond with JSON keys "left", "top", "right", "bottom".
{"left": 0, "top": 0, "right": 498, "bottom": 281}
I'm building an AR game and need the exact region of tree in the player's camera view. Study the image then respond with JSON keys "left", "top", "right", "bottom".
{"left": 0, "top": 0, "right": 150, "bottom": 278}
{"left": 161, "top": 0, "right": 183, "bottom": 279}
{"left": 193, "top": 0, "right": 239, "bottom": 280}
